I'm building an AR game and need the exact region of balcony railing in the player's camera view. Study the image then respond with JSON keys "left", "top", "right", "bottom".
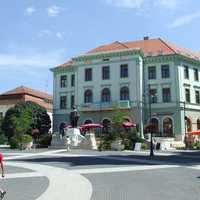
{"left": 79, "top": 100, "right": 131, "bottom": 111}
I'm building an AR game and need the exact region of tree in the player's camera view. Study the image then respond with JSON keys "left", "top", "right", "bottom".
{"left": 2, "top": 101, "right": 51, "bottom": 140}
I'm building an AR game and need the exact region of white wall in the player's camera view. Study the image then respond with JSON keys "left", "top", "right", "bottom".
{"left": 0, "top": 104, "right": 15, "bottom": 117}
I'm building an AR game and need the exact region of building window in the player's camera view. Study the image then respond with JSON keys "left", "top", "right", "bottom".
{"left": 197, "top": 119, "right": 200, "bottom": 129}
{"left": 85, "top": 68, "right": 92, "bottom": 81}
{"left": 162, "top": 88, "right": 171, "bottom": 103}
{"left": 71, "top": 95, "right": 75, "bottom": 108}
{"left": 101, "top": 88, "right": 111, "bottom": 102}
{"left": 120, "top": 86, "right": 129, "bottom": 100}
{"left": 60, "top": 96, "right": 67, "bottom": 109}
{"left": 149, "top": 89, "right": 157, "bottom": 103}
{"left": 161, "top": 65, "right": 170, "bottom": 78}
{"left": 185, "top": 88, "right": 190, "bottom": 103}
{"left": 163, "top": 117, "right": 173, "bottom": 137}
{"left": 71, "top": 74, "right": 75, "bottom": 87}
{"left": 84, "top": 90, "right": 93, "bottom": 103}
{"left": 194, "top": 68, "right": 199, "bottom": 81}
{"left": 151, "top": 118, "right": 159, "bottom": 133}
{"left": 195, "top": 90, "right": 200, "bottom": 104}
{"left": 102, "top": 66, "right": 110, "bottom": 80}
{"left": 120, "top": 64, "right": 128, "bottom": 78}
{"left": 184, "top": 65, "right": 189, "bottom": 79}
{"left": 60, "top": 75, "right": 67, "bottom": 88}
{"left": 148, "top": 66, "right": 156, "bottom": 79}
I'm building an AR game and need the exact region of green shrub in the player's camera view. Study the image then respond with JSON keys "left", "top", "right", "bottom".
{"left": 39, "top": 135, "right": 52, "bottom": 146}
{"left": 18, "top": 134, "right": 33, "bottom": 143}
{"left": 0, "top": 134, "right": 6, "bottom": 144}
{"left": 9, "top": 136, "right": 19, "bottom": 149}
{"left": 141, "top": 143, "right": 149, "bottom": 150}
{"left": 193, "top": 141, "right": 200, "bottom": 150}
{"left": 98, "top": 135, "right": 112, "bottom": 151}
{"left": 9, "top": 134, "right": 32, "bottom": 149}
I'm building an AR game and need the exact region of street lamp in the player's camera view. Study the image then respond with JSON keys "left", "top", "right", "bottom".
{"left": 148, "top": 84, "right": 155, "bottom": 157}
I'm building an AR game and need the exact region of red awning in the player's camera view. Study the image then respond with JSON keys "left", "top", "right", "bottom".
{"left": 187, "top": 130, "right": 200, "bottom": 135}
{"left": 80, "top": 123, "right": 103, "bottom": 129}
{"left": 122, "top": 122, "right": 136, "bottom": 128}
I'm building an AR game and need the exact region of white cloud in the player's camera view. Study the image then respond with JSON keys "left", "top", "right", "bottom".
{"left": 104, "top": 0, "right": 179, "bottom": 9}
{"left": 47, "top": 6, "right": 61, "bottom": 17}
{"left": 38, "top": 30, "right": 65, "bottom": 40}
{"left": 38, "top": 29, "right": 52, "bottom": 38}
{"left": 168, "top": 11, "right": 200, "bottom": 28}
{"left": 56, "top": 32, "right": 64, "bottom": 39}
{"left": 105, "top": 0, "right": 145, "bottom": 8}
{"left": 25, "top": 7, "right": 36, "bottom": 15}
{"left": 157, "top": 0, "right": 179, "bottom": 9}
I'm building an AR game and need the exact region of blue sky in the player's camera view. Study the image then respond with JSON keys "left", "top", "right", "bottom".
{"left": 0, "top": 0, "right": 200, "bottom": 94}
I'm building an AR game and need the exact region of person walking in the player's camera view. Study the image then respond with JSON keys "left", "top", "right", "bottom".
{"left": 66, "top": 136, "right": 71, "bottom": 152}
{"left": 0, "top": 153, "right": 6, "bottom": 199}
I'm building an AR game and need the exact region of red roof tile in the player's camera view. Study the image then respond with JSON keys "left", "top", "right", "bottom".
{"left": 56, "top": 38, "right": 200, "bottom": 69}
{"left": 1, "top": 86, "right": 52, "bottom": 100}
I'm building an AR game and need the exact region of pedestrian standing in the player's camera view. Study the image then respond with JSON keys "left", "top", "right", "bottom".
{"left": 0, "top": 153, "right": 6, "bottom": 199}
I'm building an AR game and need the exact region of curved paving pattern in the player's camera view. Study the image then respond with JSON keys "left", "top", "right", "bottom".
{"left": 6, "top": 161, "right": 93, "bottom": 200}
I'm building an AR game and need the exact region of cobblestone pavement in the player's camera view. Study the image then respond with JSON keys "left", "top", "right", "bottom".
{"left": 1, "top": 149, "right": 200, "bottom": 200}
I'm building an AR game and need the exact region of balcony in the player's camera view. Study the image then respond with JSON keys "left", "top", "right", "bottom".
{"left": 79, "top": 100, "right": 131, "bottom": 112}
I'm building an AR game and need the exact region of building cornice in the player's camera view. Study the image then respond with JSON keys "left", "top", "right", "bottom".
{"left": 72, "top": 48, "right": 143, "bottom": 62}
{"left": 144, "top": 54, "right": 200, "bottom": 66}
{"left": 51, "top": 52, "right": 200, "bottom": 74}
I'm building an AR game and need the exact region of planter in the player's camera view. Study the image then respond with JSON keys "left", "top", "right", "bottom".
{"left": 19, "top": 141, "right": 33, "bottom": 150}
{"left": 111, "top": 140, "right": 125, "bottom": 151}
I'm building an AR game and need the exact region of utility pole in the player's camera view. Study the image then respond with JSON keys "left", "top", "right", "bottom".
{"left": 148, "top": 84, "right": 154, "bottom": 157}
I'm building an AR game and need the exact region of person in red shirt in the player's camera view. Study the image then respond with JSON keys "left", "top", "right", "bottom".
{"left": 0, "top": 153, "right": 6, "bottom": 199}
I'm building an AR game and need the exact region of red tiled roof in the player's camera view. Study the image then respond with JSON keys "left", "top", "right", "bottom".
{"left": 56, "top": 38, "right": 200, "bottom": 68}
{"left": 87, "top": 38, "right": 175, "bottom": 56}
{"left": 1, "top": 86, "right": 52, "bottom": 100}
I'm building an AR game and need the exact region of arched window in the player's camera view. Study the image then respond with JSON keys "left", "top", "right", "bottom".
{"left": 163, "top": 117, "right": 173, "bottom": 137}
{"left": 120, "top": 86, "right": 129, "bottom": 100}
{"left": 101, "top": 88, "right": 111, "bottom": 102}
{"left": 151, "top": 118, "right": 159, "bottom": 133}
{"left": 84, "top": 89, "right": 93, "bottom": 103}
{"left": 197, "top": 119, "right": 200, "bottom": 130}
{"left": 102, "top": 118, "right": 111, "bottom": 134}
{"left": 84, "top": 119, "right": 93, "bottom": 124}
{"left": 185, "top": 116, "right": 192, "bottom": 132}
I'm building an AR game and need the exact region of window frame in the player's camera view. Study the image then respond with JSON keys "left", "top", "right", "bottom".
{"left": 161, "top": 65, "right": 170, "bottom": 79}
{"left": 85, "top": 68, "right": 92, "bottom": 82}
{"left": 185, "top": 88, "right": 190, "bottom": 103}
{"left": 120, "top": 86, "right": 129, "bottom": 101}
{"left": 102, "top": 66, "right": 110, "bottom": 80}
{"left": 184, "top": 65, "right": 189, "bottom": 79}
{"left": 101, "top": 88, "right": 111, "bottom": 102}
{"left": 149, "top": 89, "right": 158, "bottom": 103}
{"left": 71, "top": 74, "right": 75, "bottom": 87}
{"left": 84, "top": 89, "right": 93, "bottom": 104}
{"left": 194, "top": 68, "right": 199, "bottom": 81}
{"left": 148, "top": 66, "right": 156, "bottom": 80}
{"left": 60, "top": 95, "right": 67, "bottom": 109}
{"left": 120, "top": 64, "right": 128, "bottom": 78}
{"left": 162, "top": 88, "right": 171, "bottom": 103}
{"left": 60, "top": 75, "right": 67, "bottom": 88}
{"left": 195, "top": 90, "right": 200, "bottom": 104}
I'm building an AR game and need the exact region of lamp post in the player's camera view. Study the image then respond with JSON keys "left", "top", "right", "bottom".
{"left": 148, "top": 84, "right": 154, "bottom": 157}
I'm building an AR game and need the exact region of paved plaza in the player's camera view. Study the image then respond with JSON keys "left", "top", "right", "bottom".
{"left": 1, "top": 149, "right": 200, "bottom": 200}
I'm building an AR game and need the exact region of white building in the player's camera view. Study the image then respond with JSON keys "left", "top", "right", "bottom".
{"left": 51, "top": 37, "right": 200, "bottom": 141}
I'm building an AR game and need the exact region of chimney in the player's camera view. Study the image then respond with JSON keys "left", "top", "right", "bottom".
{"left": 144, "top": 36, "right": 149, "bottom": 40}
